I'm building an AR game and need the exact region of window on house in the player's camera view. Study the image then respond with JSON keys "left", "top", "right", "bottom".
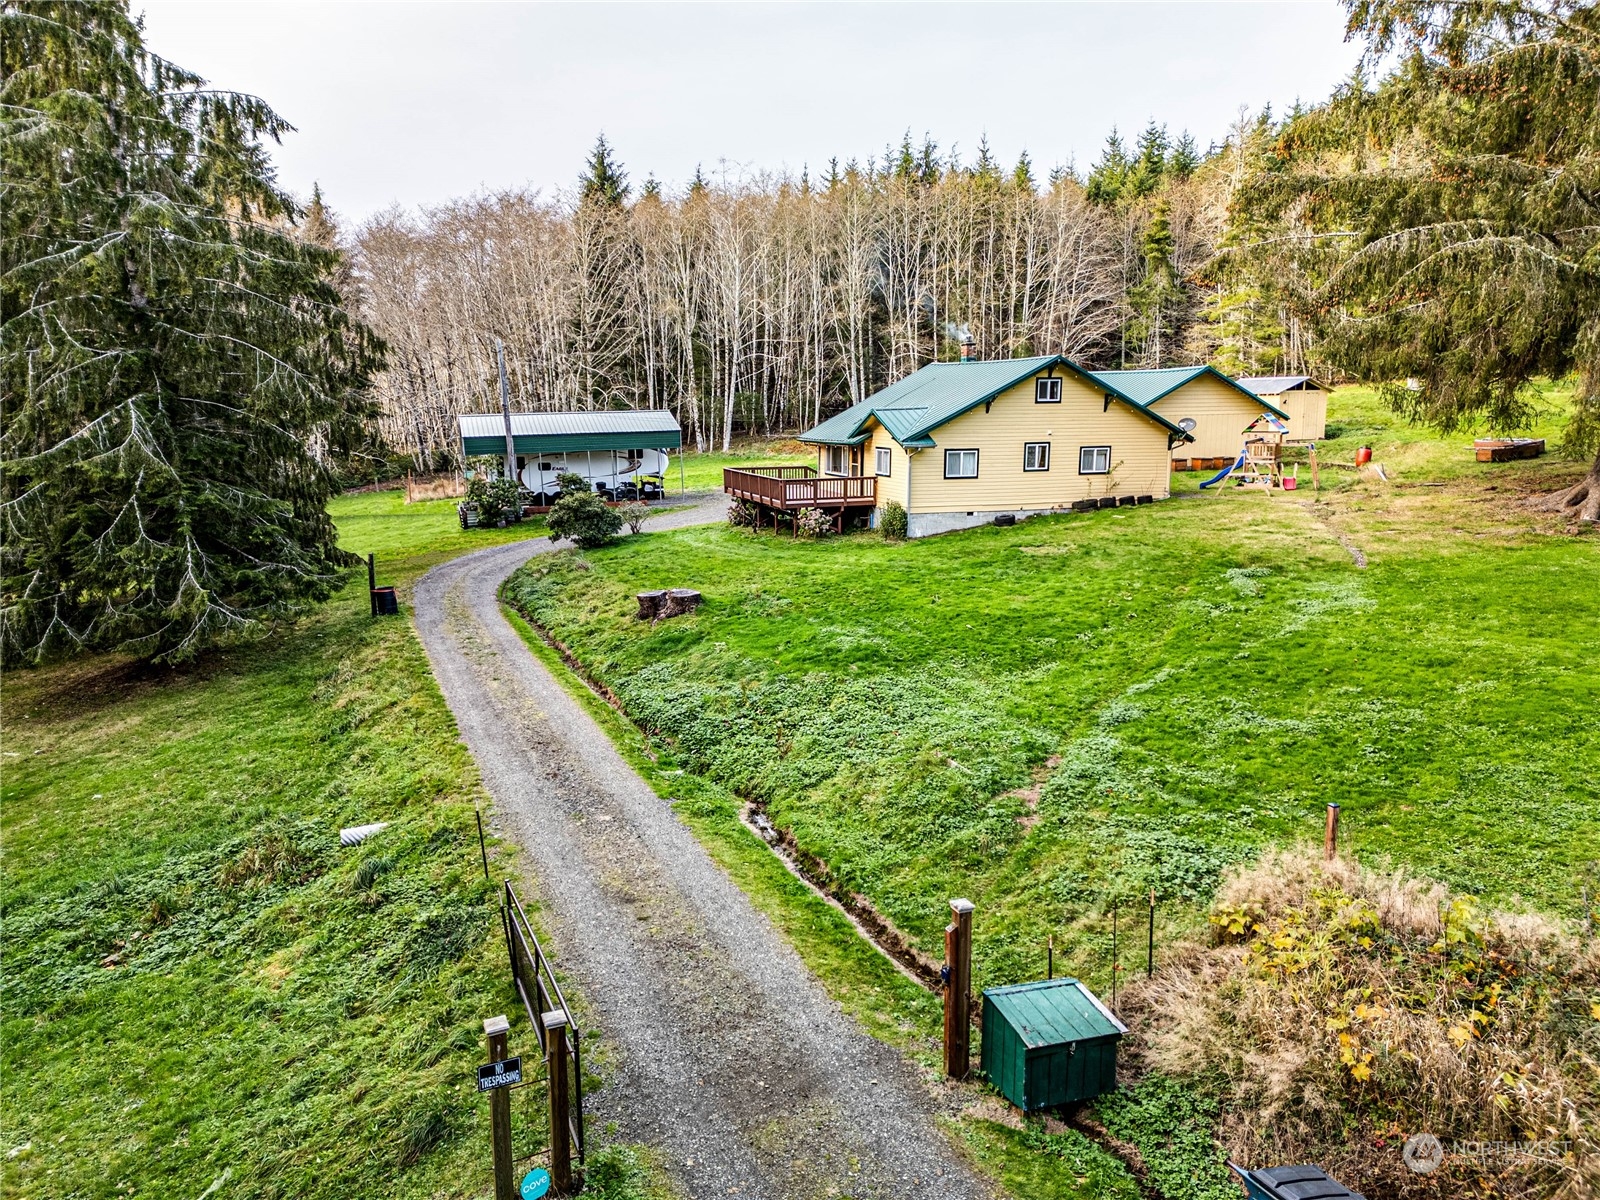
{"left": 944, "top": 449, "right": 979, "bottom": 479}
{"left": 1079, "top": 445, "right": 1112, "bottom": 474}
{"left": 1024, "top": 442, "right": 1051, "bottom": 471}
{"left": 875, "top": 447, "right": 892, "bottom": 476}
{"left": 1035, "top": 376, "right": 1062, "bottom": 403}
{"left": 824, "top": 445, "right": 848, "bottom": 475}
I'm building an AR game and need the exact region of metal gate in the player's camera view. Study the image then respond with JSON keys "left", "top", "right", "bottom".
{"left": 503, "top": 881, "right": 584, "bottom": 1164}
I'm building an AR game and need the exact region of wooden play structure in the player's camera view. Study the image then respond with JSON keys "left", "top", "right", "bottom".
{"left": 1201, "top": 413, "right": 1321, "bottom": 495}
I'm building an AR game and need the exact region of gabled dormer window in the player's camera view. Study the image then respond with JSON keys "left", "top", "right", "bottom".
{"left": 1035, "top": 377, "right": 1062, "bottom": 403}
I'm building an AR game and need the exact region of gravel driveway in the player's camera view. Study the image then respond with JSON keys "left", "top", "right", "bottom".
{"left": 413, "top": 495, "right": 991, "bottom": 1200}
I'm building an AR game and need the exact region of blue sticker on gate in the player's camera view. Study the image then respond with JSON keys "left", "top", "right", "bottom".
{"left": 520, "top": 1168, "right": 552, "bottom": 1199}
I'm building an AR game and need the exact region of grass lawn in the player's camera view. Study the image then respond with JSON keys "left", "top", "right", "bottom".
{"left": 675, "top": 441, "right": 811, "bottom": 491}
{"left": 502, "top": 384, "right": 1600, "bottom": 1004}
{"left": 0, "top": 491, "right": 561, "bottom": 1200}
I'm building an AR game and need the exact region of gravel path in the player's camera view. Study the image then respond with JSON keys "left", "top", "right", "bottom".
{"left": 413, "top": 496, "right": 991, "bottom": 1200}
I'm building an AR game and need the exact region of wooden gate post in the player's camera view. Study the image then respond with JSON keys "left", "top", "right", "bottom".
{"left": 484, "top": 1015, "right": 514, "bottom": 1200}
{"left": 544, "top": 1010, "right": 573, "bottom": 1194}
{"left": 943, "top": 898, "right": 975, "bottom": 1079}
{"left": 1324, "top": 803, "right": 1341, "bottom": 861}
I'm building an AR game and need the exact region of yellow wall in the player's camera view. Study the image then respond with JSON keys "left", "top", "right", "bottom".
{"left": 905, "top": 371, "right": 1172, "bottom": 514}
{"left": 1151, "top": 375, "right": 1271, "bottom": 460}
{"left": 864, "top": 424, "right": 912, "bottom": 508}
{"left": 1269, "top": 388, "right": 1328, "bottom": 440}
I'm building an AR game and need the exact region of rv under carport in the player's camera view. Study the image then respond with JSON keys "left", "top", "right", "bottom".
{"left": 457, "top": 410, "right": 684, "bottom": 498}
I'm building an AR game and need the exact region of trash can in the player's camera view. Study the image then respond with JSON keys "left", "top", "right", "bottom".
{"left": 371, "top": 586, "right": 399, "bottom": 616}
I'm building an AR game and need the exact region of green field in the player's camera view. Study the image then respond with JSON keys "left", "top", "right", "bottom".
{"left": 0, "top": 492, "right": 562, "bottom": 1200}
{"left": 503, "top": 386, "right": 1600, "bottom": 1001}
{"left": 675, "top": 441, "right": 811, "bottom": 491}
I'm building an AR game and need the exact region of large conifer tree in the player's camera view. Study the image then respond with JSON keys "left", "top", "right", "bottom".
{"left": 1, "top": 1, "right": 383, "bottom": 663}
{"left": 1248, "top": 0, "right": 1600, "bottom": 520}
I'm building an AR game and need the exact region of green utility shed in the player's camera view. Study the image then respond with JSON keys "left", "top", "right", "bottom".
{"left": 981, "top": 978, "right": 1127, "bottom": 1111}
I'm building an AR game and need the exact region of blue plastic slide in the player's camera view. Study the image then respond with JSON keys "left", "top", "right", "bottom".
{"left": 1199, "top": 450, "right": 1246, "bottom": 489}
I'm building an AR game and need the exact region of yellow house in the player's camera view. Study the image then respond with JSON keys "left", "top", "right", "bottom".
{"left": 1090, "top": 366, "right": 1288, "bottom": 470}
{"left": 1237, "top": 375, "right": 1330, "bottom": 441}
{"left": 784, "top": 356, "right": 1192, "bottom": 538}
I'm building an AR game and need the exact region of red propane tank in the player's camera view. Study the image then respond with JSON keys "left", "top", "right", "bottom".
{"left": 1355, "top": 445, "right": 1373, "bottom": 466}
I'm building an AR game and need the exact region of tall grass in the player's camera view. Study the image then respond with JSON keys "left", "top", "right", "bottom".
{"left": 1124, "top": 849, "right": 1599, "bottom": 1197}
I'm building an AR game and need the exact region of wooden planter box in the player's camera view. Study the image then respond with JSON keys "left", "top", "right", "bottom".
{"left": 1474, "top": 438, "right": 1545, "bottom": 462}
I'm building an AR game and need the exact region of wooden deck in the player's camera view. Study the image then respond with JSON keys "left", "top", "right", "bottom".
{"left": 723, "top": 466, "right": 877, "bottom": 509}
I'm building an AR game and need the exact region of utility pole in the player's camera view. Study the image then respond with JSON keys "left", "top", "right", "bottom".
{"left": 497, "top": 339, "right": 516, "bottom": 483}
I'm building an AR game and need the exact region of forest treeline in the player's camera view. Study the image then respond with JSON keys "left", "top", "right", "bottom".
{"left": 353, "top": 117, "right": 1303, "bottom": 462}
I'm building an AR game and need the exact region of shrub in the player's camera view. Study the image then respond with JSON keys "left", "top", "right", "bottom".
{"left": 464, "top": 476, "right": 520, "bottom": 524}
{"left": 1122, "top": 848, "right": 1600, "bottom": 1198}
{"left": 795, "top": 506, "right": 834, "bottom": 538}
{"left": 556, "top": 471, "right": 588, "bottom": 495}
{"left": 728, "top": 498, "right": 761, "bottom": 529}
{"left": 617, "top": 501, "right": 652, "bottom": 535}
{"left": 879, "top": 500, "right": 908, "bottom": 540}
{"left": 547, "top": 489, "right": 622, "bottom": 548}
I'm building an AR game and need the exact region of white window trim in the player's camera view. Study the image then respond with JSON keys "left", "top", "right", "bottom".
{"left": 1035, "top": 376, "right": 1063, "bottom": 403}
{"left": 875, "top": 447, "right": 892, "bottom": 476}
{"left": 824, "top": 445, "right": 849, "bottom": 476}
{"left": 1024, "top": 442, "right": 1051, "bottom": 472}
{"left": 1079, "top": 445, "right": 1112, "bottom": 475}
{"left": 944, "top": 448, "right": 979, "bottom": 479}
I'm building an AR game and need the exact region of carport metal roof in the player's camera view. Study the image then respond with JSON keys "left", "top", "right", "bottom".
{"left": 458, "top": 410, "right": 682, "bottom": 457}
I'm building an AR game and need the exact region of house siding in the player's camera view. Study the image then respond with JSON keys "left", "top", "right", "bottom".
{"left": 906, "top": 371, "right": 1171, "bottom": 519}
{"left": 866, "top": 424, "right": 912, "bottom": 510}
{"left": 1150, "top": 375, "right": 1272, "bottom": 461}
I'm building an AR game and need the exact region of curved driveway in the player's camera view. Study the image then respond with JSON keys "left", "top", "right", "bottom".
{"left": 412, "top": 497, "right": 990, "bottom": 1200}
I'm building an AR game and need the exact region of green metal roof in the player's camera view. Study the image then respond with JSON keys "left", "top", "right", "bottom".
{"left": 800, "top": 356, "right": 1192, "bottom": 448}
{"left": 983, "top": 978, "right": 1127, "bottom": 1049}
{"left": 1088, "top": 366, "right": 1290, "bottom": 420}
{"left": 458, "top": 410, "right": 682, "bottom": 457}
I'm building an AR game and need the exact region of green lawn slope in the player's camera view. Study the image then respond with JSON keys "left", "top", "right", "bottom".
{"left": 503, "top": 386, "right": 1600, "bottom": 1001}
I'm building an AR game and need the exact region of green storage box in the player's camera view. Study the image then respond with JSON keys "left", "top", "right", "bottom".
{"left": 981, "top": 978, "right": 1127, "bottom": 1111}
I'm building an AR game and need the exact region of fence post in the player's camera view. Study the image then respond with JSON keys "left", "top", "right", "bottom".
{"left": 1148, "top": 888, "right": 1156, "bottom": 978}
{"left": 367, "top": 553, "right": 376, "bottom": 618}
{"left": 545, "top": 1010, "right": 573, "bottom": 1194}
{"left": 484, "top": 1015, "right": 514, "bottom": 1200}
{"left": 1325, "top": 803, "right": 1341, "bottom": 861}
{"left": 943, "top": 898, "right": 974, "bottom": 1079}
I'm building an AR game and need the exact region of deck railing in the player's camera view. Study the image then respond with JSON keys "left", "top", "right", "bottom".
{"left": 723, "top": 466, "right": 876, "bottom": 508}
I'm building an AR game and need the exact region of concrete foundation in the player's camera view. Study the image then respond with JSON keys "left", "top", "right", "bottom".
{"left": 905, "top": 498, "right": 1163, "bottom": 538}
{"left": 906, "top": 507, "right": 1061, "bottom": 538}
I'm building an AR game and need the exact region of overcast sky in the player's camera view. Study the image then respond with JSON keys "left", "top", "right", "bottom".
{"left": 135, "top": 2, "right": 1364, "bottom": 226}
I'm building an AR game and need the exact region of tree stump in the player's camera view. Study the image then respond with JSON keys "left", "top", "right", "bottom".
{"left": 636, "top": 590, "right": 666, "bottom": 620}
{"left": 661, "top": 588, "right": 702, "bottom": 618}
